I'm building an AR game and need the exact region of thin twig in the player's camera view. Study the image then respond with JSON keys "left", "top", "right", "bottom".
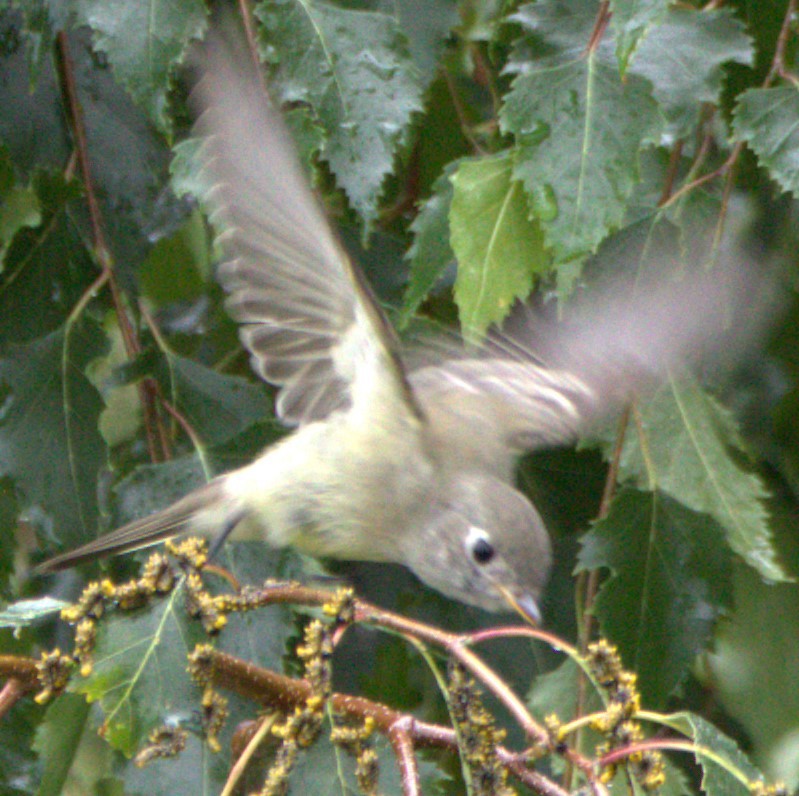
{"left": 585, "top": 1, "right": 612, "bottom": 54}
{"left": 55, "top": 31, "right": 165, "bottom": 461}
{"left": 0, "top": 677, "right": 33, "bottom": 720}
{"left": 220, "top": 712, "right": 278, "bottom": 796}
{"left": 388, "top": 717, "right": 421, "bottom": 796}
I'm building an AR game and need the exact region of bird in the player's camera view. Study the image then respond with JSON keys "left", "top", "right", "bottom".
{"left": 34, "top": 32, "right": 757, "bottom": 624}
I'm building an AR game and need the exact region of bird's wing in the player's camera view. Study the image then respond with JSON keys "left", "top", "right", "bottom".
{"left": 411, "top": 356, "right": 595, "bottom": 451}
{"left": 193, "top": 37, "right": 420, "bottom": 426}
{"left": 411, "top": 264, "right": 764, "bottom": 454}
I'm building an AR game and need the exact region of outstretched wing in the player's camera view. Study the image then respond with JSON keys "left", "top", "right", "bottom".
{"left": 193, "top": 35, "right": 420, "bottom": 425}
{"left": 412, "top": 264, "right": 764, "bottom": 458}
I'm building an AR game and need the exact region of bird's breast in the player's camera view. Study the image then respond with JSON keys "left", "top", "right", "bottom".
{"left": 221, "top": 413, "right": 438, "bottom": 564}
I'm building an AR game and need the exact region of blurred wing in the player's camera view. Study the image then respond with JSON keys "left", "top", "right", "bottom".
{"left": 411, "top": 356, "right": 595, "bottom": 451}
{"left": 193, "top": 36, "right": 419, "bottom": 425}
{"left": 412, "top": 264, "right": 766, "bottom": 453}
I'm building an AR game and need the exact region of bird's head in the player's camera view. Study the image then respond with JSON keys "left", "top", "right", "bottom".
{"left": 402, "top": 473, "right": 552, "bottom": 623}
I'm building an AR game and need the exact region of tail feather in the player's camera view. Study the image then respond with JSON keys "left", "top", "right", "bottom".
{"left": 35, "top": 480, "right": 227, "bottom": 574}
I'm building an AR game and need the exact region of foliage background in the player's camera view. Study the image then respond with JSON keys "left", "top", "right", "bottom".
{"left": 1, "top": 0, "right": 799, "bottom": 793}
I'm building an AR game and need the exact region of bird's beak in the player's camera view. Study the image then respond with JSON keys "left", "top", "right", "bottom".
{"left": 496, "top": 583, "right": 541, "bottom": 625}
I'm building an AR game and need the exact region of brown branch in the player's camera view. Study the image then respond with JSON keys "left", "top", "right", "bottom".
{"left": 658, "top": 140, "right": 684, "bottom": 205}
{"left": 206, "top": 583, "right": 596, "bottom": 788}
{"left": 203, "top": 647, "right": 576, "bottom": 794}
{"left": 0, "top": 655, "right": 40, "bottom": 718}
{"left": 0, "top": 679, "right": 31, "bottom": 720}
{"left": 766, "top": 0, "right": 798, "bottom": 86}
{"left": 504, "top": 755, "right": 572, "bottom": 796}
{"left": 586, "top": 1, "right": 612, "bottom": 54}
{"left": 388, "top": 717, "right": 421, "bottom": 796}
{"left": 55, "top": 31, "right": 166, "bottom": 461}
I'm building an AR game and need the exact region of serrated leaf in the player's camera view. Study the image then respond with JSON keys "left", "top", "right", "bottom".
{"left": 629, "top": 6, "right": 753, "bottom": 139}
{"left": 500, "top": 55, "right": 661, "bottom": 277}
{"left": 449, "top": 152, "right": 545, "bottom": 337}
{"left": 506, "top": 1, "right": 610, "bottom": 69}
{"left": 256, "top": 0, "right": 424, "bottom": 224}
{"left": 577, "top": 488, "right": 732, "bottom": 706}
{"left": 72, "top": 589, "right": 206, "bottom": 755}
{"left": 734, "top": 85, "right": 799, "bottom": 198}
{"left": 659, "top": 711, "right": 762, "bottom": 796}
{"left": 0, "top": 26, "right": 188, "bottom": 289}
{"left": 612, "top": 375, "right": 783, "bottom": 581}
{"left": 609, "top": 0, "right": 670, "bottom": 73}
{"left": 400, "top": 162, "right": 458, "bottom": 325}
{"left": 0, "top": 321, "right": 107, "bottom": 551}
{"left": 393, "top": 0, "right": 458, "bottom": 82}
{"left": 75, "top": 0, "right": 208, "bottom": 132}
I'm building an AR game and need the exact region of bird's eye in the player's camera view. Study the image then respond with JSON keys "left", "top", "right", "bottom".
{"left": 471, "top": 537, "right": 495, "bottom": 565}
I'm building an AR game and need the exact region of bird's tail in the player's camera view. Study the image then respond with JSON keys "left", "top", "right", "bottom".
{"left": 34, "top": 479, "right": 230, "bottom": 574}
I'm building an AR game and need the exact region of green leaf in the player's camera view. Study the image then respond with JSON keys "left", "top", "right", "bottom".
{"left": 0, "top": 25, "right": 187, "bottom": 288}
{"left": 111, "top": 454, "right": 208, "bottom": 528}
{"left": 610, "top": 375, "right": 783, "bottom": 581}
{"left": 500, "top": 55, "right": 661, "bottom": 276}
{"left": 458, "top": 0, "right": 506, "bottom": 43}
{"left": 0, "top": 321, "right": 107, "bottom": 551}
{"left": 528, "top": 657, "right": 601, "bottom": 721}
{"left": 0, "top": 693, "right": 40, "bottom": 795}
{"left": 256, "top": 0, "right": 424, "bottom": 224}
{"left": 401, "top": 162, "right": 458, "bottom": 325}
{"left": 116, "top": 731, "right": 207, "bottom": 796}
{"left": 706, "top": 565, "right": 799, "bottom": 787}
{"left": 0, "top": 147, "right": 40, "bottom": 262}
{"left": 577, "top": 488, "right": 733, "bottom": 706}
{"left": 137, "top": 210, "right": 210, "bottom": 305}
{"left": 629, "top": 6, "right": 753, "bottom": 139}
{"left": 0, "top": 12, "right": 71, "bottom": 177}
{"left": 32, "top": 693, "right": 94, "bottom": 796}
{"left": 169, "top": 138, "right": 208, "bottom": 201}
{"left": 393, "top": 0, "right": 458, "bottom": 83}
{"left": 73, "top": 589, "right": 206, "bottom": 755}
{"left": 609, "top": 0, "right": 670, "bottom": 73}
{"left": 658, "top": 711, "right": 762, "bottom": 796}
{"left": 155, "top": 353, "right": 271, "bottom": 448}
{"left": 507, "top": 1, "right": 609, "bottom": 68}
{"left": 449, "top": 152, "right": 545, "bottom": 338}
{"left": 0, "top": 171, "right": 95, "bottom": 344}
{"left": 75, "top": 0, "right": 208, "bottom": 133}
{"left": 734, "top": 85, "right": 799, "bottom": 198}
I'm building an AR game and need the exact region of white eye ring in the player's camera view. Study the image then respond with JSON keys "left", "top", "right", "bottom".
{"left": 465, "top": 526, "right": 495, "bottom": 565}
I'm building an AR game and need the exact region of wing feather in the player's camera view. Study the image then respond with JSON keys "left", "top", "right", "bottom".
{"left": 193, "top": 35, "right": 419, "bottom": 426}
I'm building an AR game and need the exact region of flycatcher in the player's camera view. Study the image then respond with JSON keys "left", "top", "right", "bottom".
{"left": 36, "top": 35, "right": 753, "bottom": 623}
